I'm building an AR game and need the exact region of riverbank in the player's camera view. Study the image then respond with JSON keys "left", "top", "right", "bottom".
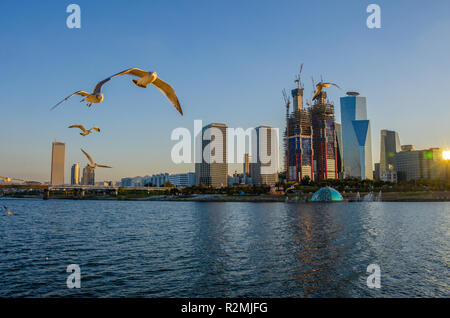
{"left": 3, "top": 191, "right": 450, "bottom": 202}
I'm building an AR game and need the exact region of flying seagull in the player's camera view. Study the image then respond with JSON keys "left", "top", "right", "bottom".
{"left": 3, "top": 205, "right": 13, "bottom": 215}
{"left": 51, "top": 77, "right": 112, "bottom": 110}
{"left": 69, "top": 125, "right": 101, "bottom": 136}
{"left": 0, "top": 176, "right": 24, "bottom": 183}
{"left": 81, "top": 149, "right": 112, "bottom": 169}
{"left": 312, "top": 82, "right": 340, "bottom": 101}
{"left": 110, "top": 68, "right": 183, "bottom": 115}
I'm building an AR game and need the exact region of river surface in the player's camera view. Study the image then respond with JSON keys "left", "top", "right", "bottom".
{"left": 0, "top": 199, "right": 448, "bottom": 297}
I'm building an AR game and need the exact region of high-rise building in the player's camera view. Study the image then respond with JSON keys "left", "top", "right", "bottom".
{"left": 335, "top": 123, "right": 344, "bottom": 178}
{"left": 374, "top": 163, "right": 381, "bottom": 180}
{"left": 311, "top": 90, "right": 338, "bottom": 180}
{"left": 340, "top": 92, "right": 373, "bottom": 179}
{"left": 243, "top": 153, "right": 251, "bottom": 184}
{"left": 81, "top": 165, "right": 95, "bottom": 185}
{"left": 250, "top": 126, "right": 279, "bottom": 185}
{"left": 395, "top": 147, "right": 446, "bottom": 181}
{"left": 380, "top": 130, "right": 401, "bottom": 175}
{"left": 287, "top": 88, "right": 314, "bottom": 182}
{"left": 71, "top": 163, "right": 80, "bottom": 185}
{"left": 195, "top": 123, "right": 228, "bottom": 187}
{"left": 50, "top": 141, "right": 65, "bottom": 185}
{"left": 243, "top": 153, "right": 250, "bottom": 176}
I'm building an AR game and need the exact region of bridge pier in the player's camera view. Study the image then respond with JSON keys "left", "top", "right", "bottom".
{"left": 43, "top": 189, "right": 50, "bottom": 200}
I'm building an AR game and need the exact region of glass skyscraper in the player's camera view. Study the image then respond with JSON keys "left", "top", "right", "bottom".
{"left": 380, "top": 130, "right": 401, "bottom": 176}
{"left": 195, "top": 123, "right": 228, "bottom": 187}
{"left": 71, "top": 163, "right": 80, "bottom": 185}
{"left": 340, "top": 92, "right": 373, "bottom": 179}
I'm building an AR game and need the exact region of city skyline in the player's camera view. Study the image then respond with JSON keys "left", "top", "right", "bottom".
{"left": 1, "top": 1, "right": 450, "bottom": 182}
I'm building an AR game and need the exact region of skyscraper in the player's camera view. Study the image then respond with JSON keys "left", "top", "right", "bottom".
{"left": 340, "top": 92, "right": 373, "bottom": 179}
{"left": 81, "top": 165, "right": 95, "bottom": 185}
{"left": 243, "top": 153, "right": 250, "bottom": 182}
{"left": 287, "top": 88, "right": 314, "bottom": 182}
{"left": 380, "top": 130, "right": 401, "bottom": 175}
{"left": 71, "top": 163, "right": 80, "bottom": 185}
{"left": 50, "top": 141, "right": 65, "bottom": 185}
{"left": 250, "top": 126, "right": 279, "bottom": 185}
{"left": 311, "top": 90, "right": 338, "bottom": 180}
{"left": 243, "top": 153, "right": 250, "bottom": 174}
{"left": 195, "top": 123, "right": 228, "bottom": 187}
{"left": 335, "top": 123, "right": 344, "bottom": 178}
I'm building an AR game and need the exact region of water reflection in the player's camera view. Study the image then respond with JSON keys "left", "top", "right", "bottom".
{"left": 0, "top": 199, "right": 448, "bottom": 297}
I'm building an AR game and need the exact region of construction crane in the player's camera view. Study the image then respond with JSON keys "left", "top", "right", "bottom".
{"left": 294, "top": 63, "right": 304, "bottom": 89}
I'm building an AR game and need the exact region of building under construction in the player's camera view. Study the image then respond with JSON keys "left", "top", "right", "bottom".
{"left": 284, "top": 67, "right": 340, "bottom": 182}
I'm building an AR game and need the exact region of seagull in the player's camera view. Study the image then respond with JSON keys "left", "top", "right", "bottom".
{"left": 3, "top": 205, "right": 13, "bottom": 215}
{"left": 110, "top": 68, "right": 183, "bottom": 115}
{"left": 69, "top": 125, "right": 101, "bottom": 136}
{"left": 81, "top": 149, "right": 112, "bottom": 169}
{"left": 0, "top": 176, "right": 24, "bottom": 183}
{"left": 312, "top": 82, "right": 340, "bottom": 101}
{"left": 51, "top": 77, "right": 111, "bottom": 110}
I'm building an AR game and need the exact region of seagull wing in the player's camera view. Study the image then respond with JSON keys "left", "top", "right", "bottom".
{"left": 92, "top": 77, "right": 112, "bottom": 95}
{"left": 110, "top": 68, "right": 148, "bottom": 78}
{"left": 69, "top": 125, "right": 87, "bottom": 132}
{"left": 81, "top": 149, "right": 95, "bottom": 165}
{"left": 329, "top": 83, "right": 341, "bottom": 89}
{"left": 152, "top": 78, "right": 183, "bottom": 115}
{"left": 96, "top": 164, "right": 112, "bottom": 168}
{"left": 91, "top": 126, "right": 101, "bottom": 132}
{"left": 12, "top": 178, "right": 24, "bottom": 182}
{"left": 51, "top": 91, "right": 90, "bottom": 110}
{"left": 0, "top": 176, "right": 6, "bottom": 181}
{"left": 322, "top": 82, "right": 341, "bottom": 89}
{"left": 312, "top": 86, "right": 322, "bottom": 100}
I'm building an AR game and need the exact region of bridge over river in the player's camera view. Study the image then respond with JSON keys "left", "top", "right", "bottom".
{"left": 0, "top": 184, "right": 173, "bottom": 199}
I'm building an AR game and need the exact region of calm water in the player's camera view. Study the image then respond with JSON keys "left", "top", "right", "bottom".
{"left": 0, "top": 199, "right": 448, "bottom": 297}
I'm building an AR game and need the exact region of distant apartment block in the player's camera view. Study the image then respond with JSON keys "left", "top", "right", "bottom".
{"left": 51, "top": 141, "right": 66, "bottom": 185}
{"left": 395, "top": 147, "right": 446, "bottom": 181}
{"left": 373, "top": 163, "right": 380, "bottom": 180}
{"left": 381, "top": 170, "right": 397, "bottom": 183}
{"left": 81, "top": 165, "right": 95, "bottom": 185}
{"left": 121, "top": 173, "right": 195, "bottom": 187}
{"left": 145, "top": 174, "right": 169, "bottom": 187}
{"left": 168, "top": 173, "right": 195, "bottom": 187}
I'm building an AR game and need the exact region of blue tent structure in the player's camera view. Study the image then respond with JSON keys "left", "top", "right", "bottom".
{"left": 311, "top": 187, "right": 344, "bottom": 202}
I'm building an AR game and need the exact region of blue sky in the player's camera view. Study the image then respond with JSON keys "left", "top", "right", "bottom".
{"left": 1, "top": 0, "right": 450, "bottom": 182}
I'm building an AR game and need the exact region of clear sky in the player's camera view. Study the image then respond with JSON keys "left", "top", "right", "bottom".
{"left": 1, "top": 0, "right": 450, "bottom": 182}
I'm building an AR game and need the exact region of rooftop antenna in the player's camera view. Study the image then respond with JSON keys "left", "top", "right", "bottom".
{"left": 294, "top": 63, "right": 304, "bottom": 89}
